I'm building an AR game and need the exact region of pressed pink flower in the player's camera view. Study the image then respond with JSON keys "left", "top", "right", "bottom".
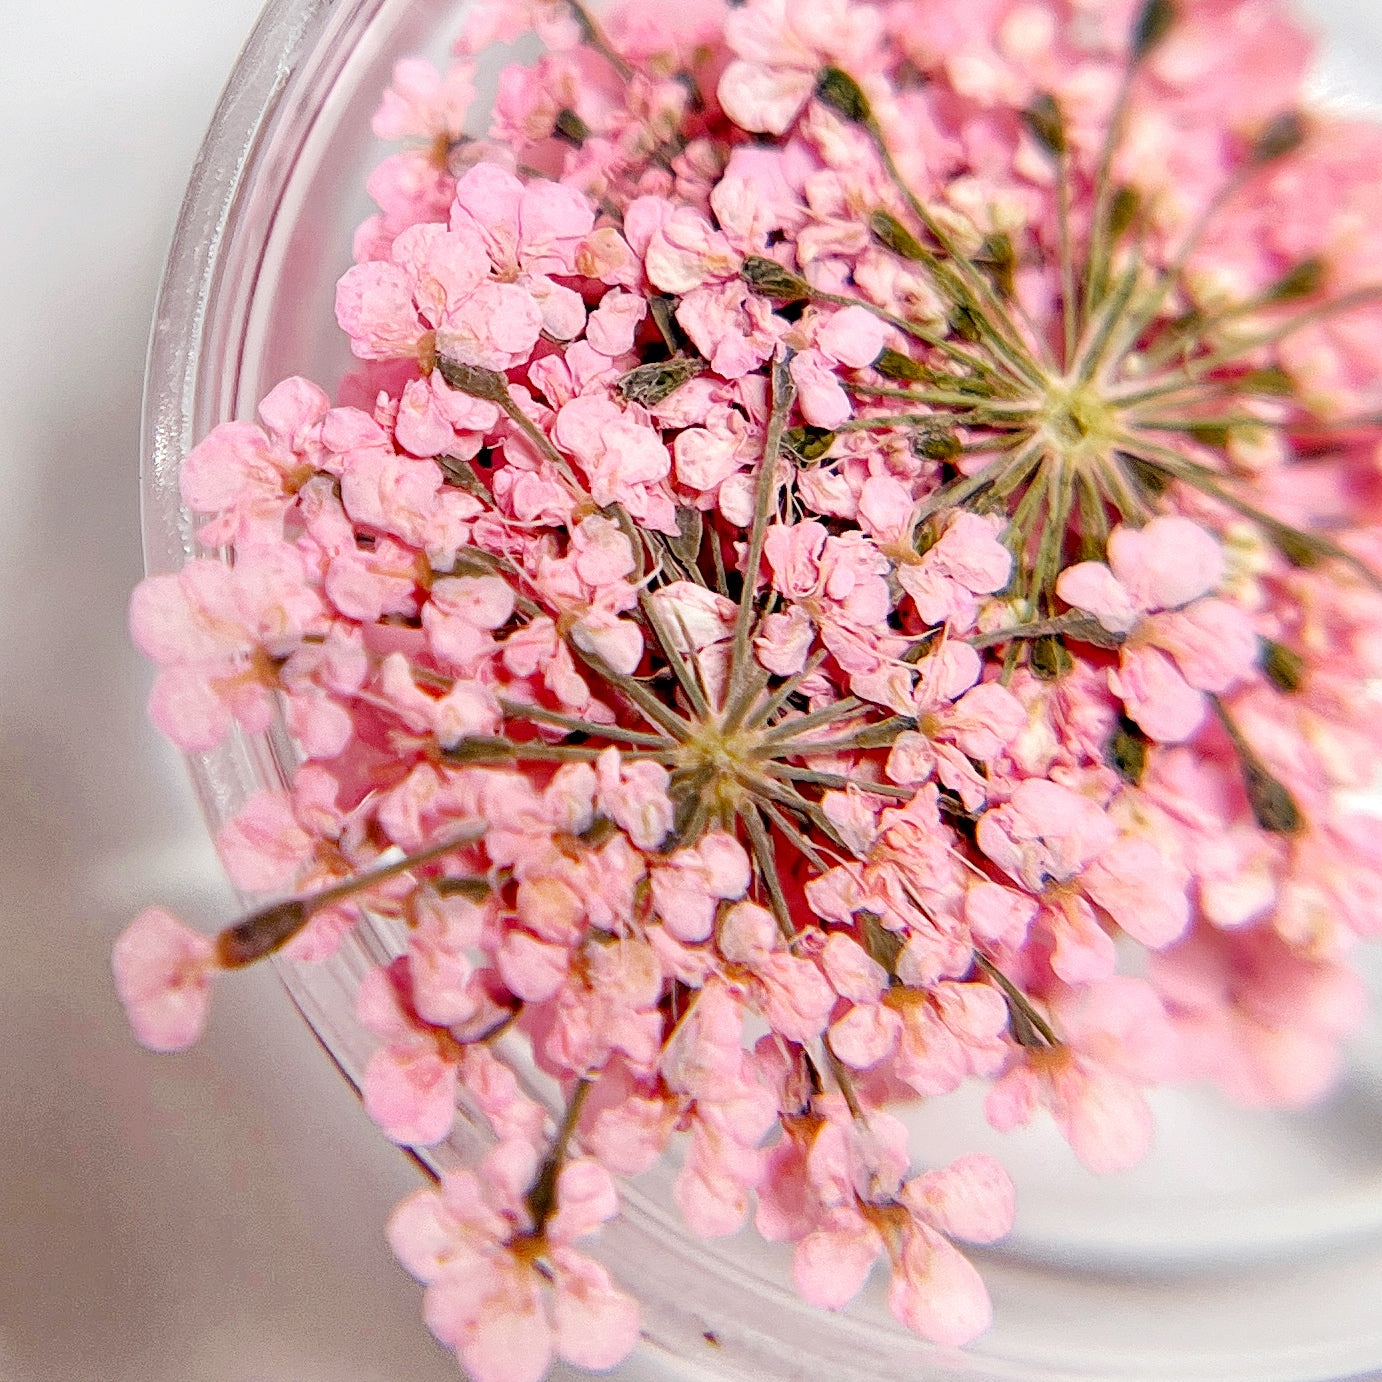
{"left": 112, "top": 908, "right": 218, "bottom": 1052}
{"left": 126, "top": 0, "right": 1382, "bottom": 1368}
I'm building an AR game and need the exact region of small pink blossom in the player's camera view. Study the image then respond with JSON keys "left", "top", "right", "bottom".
{"left": 112, "top": 908, "right": 218, "bottom": 1052}
{"left": 1058, "top": 517, "right": 1259, "bottom": 743}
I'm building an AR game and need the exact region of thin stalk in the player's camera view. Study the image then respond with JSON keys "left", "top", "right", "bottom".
{"left": 443, "top": 736, "right": 678, "bottom": 766}
{"left": 810, "top": 289, "right": 1018, "bottom": 387}
{"left": 437, "top": 359, "right": 589, "bottom": 496}
{"left": 1071, "top": 260, "right": 1141, "bottom": 386}
{"left": 742, "top": 650, "right": 830, "bottom": 732}
{"left": 761, "top": 715, "right": 915, "bottom": 757}
{"left": 740, "top": 802, "right": 795, "bottom": 941}
{"left": 973, "top": 953, "right": 1059, "bottom": 1048}
{"left": 759, "top": 696, "right": 866, "bottom": 746}
{"left": 864, "top": 122, "right": 1042, "bottom": 381}
{"left": 216, "top": 822, "right": 487, "bottom": 968}
{"left": 1056, "top": 147, "right": 1078, "bottom": 369}
{"left": 758, "top": 799, "right": 833, "bottom": 872}
{"left": 1082, "top": 63, "right": 1137, "bottom": 321}
{"left": 848, "top": 382, "right": 1038, "bottom": 414}
{"left": 566, "top": 641, "right": 692, "bottom": 739}
{"left": 1029, "top": 462, "right": 1075, "bottom": 601}
{"left": 496, "top": 698, "right": 672, "bottom": 748}
{"left": 743, "top": 774, "right": 848, "bottom": 852}
{"left": 524, "top": 1075, "right": 596, "bottom": 1231}
{"left": 1113, "top": 435, "right": 1382, "bottom": 591}
{"left": 639, "top": 587, "right": 712, "bottom": 720}
{"left": 567, "top": 0, "right": 634, "bottom": 80}
{"left": 1109, "top": 284, "right": 1382, "bottom": 406}
{"left": 726, "top": 358, "right": 797, "bottom": 715}
{"left": 767, "top": 762, "right": 914, "bottom": 800}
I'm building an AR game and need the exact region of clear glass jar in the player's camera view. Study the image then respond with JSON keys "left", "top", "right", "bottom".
{"left": 141, "top": 2, "right": 1382, "bottom": 1377}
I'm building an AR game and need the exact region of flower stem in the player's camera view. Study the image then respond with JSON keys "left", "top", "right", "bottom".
{"left": 215, "top": 823, "right": 487, "bottom": 968}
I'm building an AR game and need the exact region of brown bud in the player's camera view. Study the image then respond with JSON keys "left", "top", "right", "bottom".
{"left": 1261, "top": 637, "right": 1306, "bottom": 693}
{"left": 1022, "top": 93, "right": 1066, "bottom": 157}
{"left": 783, "top": 425, "right": 836, "bottom": 462}
{"left": 1266, "top": 257, "right": 1324, "bottom": 303}
{"left": 814, "top": 66, "right": 871, "bottom": 124}
{"left": 874, "top": 346, "right": 931, "bottom": 383}
{"left": 616, "top": 353, "right": 706, "bottom": 406}
{"left": 1105, "top": 715, "right": 1150, "bottom": 785}
{"left": 740, "top": 256, "right": 812, "bottom": 302}
{"left": 869, "top": 209, "right": 930, "bottom": 261}
{"left": 1131, "top": 0, "right": 1176, "bottom": 60}
{"left": 216, "top": 898, "right": 310, "bottom": 969}
{"left": 910, "top": 427, "right": 962, "bottom": 462}
{"left": 553, "top": 108, "right": 590, "bottom": 145}
{"left": 1248, "top": 110, "right": 1308, "bottom": 167}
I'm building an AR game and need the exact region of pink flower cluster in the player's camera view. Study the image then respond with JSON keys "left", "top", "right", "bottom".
{"left": 117, "top": 0, "right": 1382, "bottom": 1376}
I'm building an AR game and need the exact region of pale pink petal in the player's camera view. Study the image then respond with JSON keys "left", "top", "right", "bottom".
{"left": 1083, "top": 835, "right": 1191, "bottom": 949}
{"left": 1112, "top": 644, "right": 1208, "bottom": 743}
{"left": 112, "top": 907, "right": 216, "bottom": 1052}
{"left": 551, "top": 1249, "right": 641, "bottom": 1372}
{"left": 887, "top": 1224, "right": 993, "bottom": 1347}
{"left": 902, "top": 1155, "right": 1015, "bottom": 1244}
{"left": 793, "top": 1222, "right": 883, "bottom": 1309}
{"left": 1108, "top": 515, "right": 1225, "bottom": 612}
{"left": 362, "top": 1040, "right": 458, "bottom": 1145}
{"left": 816, "top": 305, "right": 889, "bottom": 369}
{"left": 828, "top": 1003, "right": 903, "bottom": 1069}
{"left": 1056, "top": 560, "right": 1139, "bottom": 634}
{"left": 718, "top": 59, "right": 816, "bottom": 135}
{"left": 548, "top": 1159, "right": 620, "bottom": 1244}
{"left": 1151, "top": 599, "right": 1260, "bottom": 694}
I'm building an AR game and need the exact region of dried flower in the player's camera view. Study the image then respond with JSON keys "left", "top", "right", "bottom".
{"left": 119, "top": 0, "right": 1382, "bottom": 1375}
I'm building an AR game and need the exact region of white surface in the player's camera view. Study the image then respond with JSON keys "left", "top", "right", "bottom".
{"left": 0, "top": 3, "right": 1377, "bottom": 1382}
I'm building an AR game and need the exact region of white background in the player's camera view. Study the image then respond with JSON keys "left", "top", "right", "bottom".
{"left": 0, "top": 3, "right": 1378, "bottom": 1380}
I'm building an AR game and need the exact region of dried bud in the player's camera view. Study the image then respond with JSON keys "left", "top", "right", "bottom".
{"left": 1239, "top": 366, "right": 1295, "bottom": 396}
{"left": 1105, "top": 715, "right": 1150, "bottom": 785}
{"left": 1022, "top": 93, "right": 1066, "bottom": 157}
{"left": 1108, "top": 185, "right": 1141, "bottom": 241}
{"left": 1261, "top": 637, "right": 1306, "bottom": 693}
{"left": 1131, "top": 0, "right": 1176, "bottom": 60}
{"left": 1266, "top": 257, "right": 1325, "bottom": 303}
{"left": 977, "top": 232, "right": 1017, "bottom": 299}
{"left": 617, "top": 354, "right": 706, "bottom": 406}
{"left": 783, "top": 425, "right": 836, "bottom": 461}
{"left": 1248, "top": 110, "right": 1308, "bottom": 167}
{"left": 910, "top": 427, "right": 962, "bottom": 461}
{"left": 814, "top": 66, "right": 871, "bottom": 123}
{"left": 553, "top": 108, "right": 590, "bottom": 144}
{"left": 741, "top": 256, "right": 812, "bottom": 302}
{"left": 1030, "top": 635, "right": 1073, "bottom": 680}
{"left": 950, "top": 304, "right": 984, "bottom": 344}
{"left": 435, "top": 876, "right": 493, "bottom": 901}
{"left": 216, "top": 898, "right": 310, "bottom": 969}
{"left": 869, "top": 209, "right": 930, "bottom": 261}
{"left": 874, "top": 346, "right": 931, "bottom": 382}
{"left": 860, "top": 910, "right": 903, "bottom": 975}
{"left": 1242, "top": 758, "right": 1305, "bottom": 834}
{"left": 436, "top": 357, "right": 512, "bottom": 403}
{"left": 670, "top": 505, "right": 705, "bottom": 565}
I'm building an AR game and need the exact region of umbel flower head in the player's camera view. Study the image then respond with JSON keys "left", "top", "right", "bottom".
{"left": 119, "top": 0, "right": 1382, "bottom": 1374}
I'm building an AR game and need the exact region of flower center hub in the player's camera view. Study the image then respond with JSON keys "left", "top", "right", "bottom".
{"left": 1039, "top": 381, "right": 1119, "bottom": 464}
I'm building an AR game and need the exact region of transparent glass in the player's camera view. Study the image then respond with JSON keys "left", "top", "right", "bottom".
{"left": 141, "top": 2, "right": 1382, "bottom": 1378}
